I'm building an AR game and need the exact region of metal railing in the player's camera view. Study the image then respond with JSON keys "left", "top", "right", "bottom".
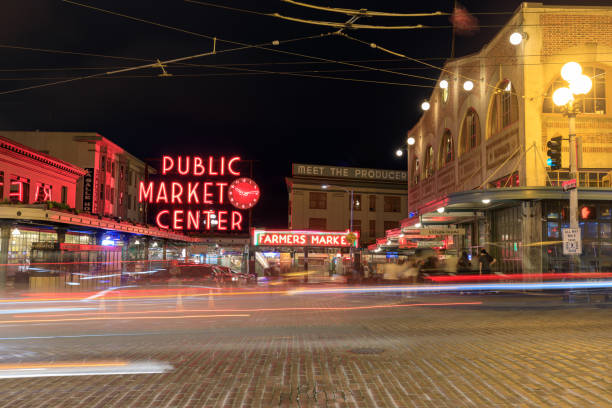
{"left": 547, "top": 170, "right": 612, "bottom": 188}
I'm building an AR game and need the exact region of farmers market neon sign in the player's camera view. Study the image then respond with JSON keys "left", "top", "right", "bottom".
{"left": 252, "top": 229, "right": 359, "bottom": 247}
{"left": 139, "top": 155, "right": 260, "bottom": 231}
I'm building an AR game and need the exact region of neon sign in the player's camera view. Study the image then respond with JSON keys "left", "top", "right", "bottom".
{"left": 139, "top": 155, "right": 260, "bottom": 231}
{"left": 252, "top": 229, "right": 359, "bottom": 247}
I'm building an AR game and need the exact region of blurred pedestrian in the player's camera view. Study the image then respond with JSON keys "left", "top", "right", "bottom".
{"left": 478, "top": 249, "right": 496, "bottom": 275}
{"left": 457, "top": 251, "right": 471, "bottom": 274}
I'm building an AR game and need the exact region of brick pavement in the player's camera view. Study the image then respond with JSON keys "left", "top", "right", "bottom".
{"left": 0, "top": 294, "right": 609, "bottom": 408}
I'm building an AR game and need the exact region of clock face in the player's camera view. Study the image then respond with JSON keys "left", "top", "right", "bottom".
{"left": 228, "top": 177, "right": 260, "bottom": 209}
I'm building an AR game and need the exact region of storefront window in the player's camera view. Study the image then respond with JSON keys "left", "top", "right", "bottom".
{"left": 599, "top": 205, "right": 611, "bottom": 220}
{"left": 8, "top": 228, "right": 57, "bottom": 264}
{"left": 547, "top": 222, "right": 560, "bottom": 239}
{"left": 309, "top": 192, "right": 326, "bottom": 209}
{"left": 580, "top": 222, "right": 598, "bottom": 239}
{"left": 599, "top": 223, "right": 611, "bottom": 239}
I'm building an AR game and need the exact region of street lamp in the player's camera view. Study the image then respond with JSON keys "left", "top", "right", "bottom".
{"left": 395, "top": 149, "right": 403, "bottom": 157}
{"left": 552, "top": 62, "right": 592, "bottom": 236}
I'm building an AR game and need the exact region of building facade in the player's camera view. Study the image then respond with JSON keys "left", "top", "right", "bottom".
{"left": 287, "top": 163, "right": 407, "bottom": 247}
{"left": 0, "top": 131, "right": 152, "bottom": 223}
{"left": 403, "top": 3, "right": 612, "bottom": 273}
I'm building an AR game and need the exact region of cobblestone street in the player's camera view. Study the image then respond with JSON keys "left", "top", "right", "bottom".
{"left": 0, "top": 293, "right": 609, "bottom": 408}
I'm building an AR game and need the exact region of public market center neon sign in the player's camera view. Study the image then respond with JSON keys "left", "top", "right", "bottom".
{"left": 139, "top": 155, "right": 260, "bottom": 231}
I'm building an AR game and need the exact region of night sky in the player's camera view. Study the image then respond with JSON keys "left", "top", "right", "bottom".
{"left": 0, "top": 0, "right": 601, "bottom": 227}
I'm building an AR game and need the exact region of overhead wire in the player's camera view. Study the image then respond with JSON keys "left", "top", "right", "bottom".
{"left": 280, "top": 0, "right": 448, "bottom": 17}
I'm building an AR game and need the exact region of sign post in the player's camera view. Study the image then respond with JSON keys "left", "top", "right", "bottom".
{"left": 562, "top": 228, "right": 581, "bottom": 255}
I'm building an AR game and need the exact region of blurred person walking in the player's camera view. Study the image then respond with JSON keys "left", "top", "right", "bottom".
{"left": 478, "top": 249, "right": 496, "bottom": 275}
{"left": 457, "top": 251, "right": 472, "bottom": 274}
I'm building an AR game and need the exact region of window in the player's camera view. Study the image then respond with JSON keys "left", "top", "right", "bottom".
{"left": 110, "top": 188, "right": 115, "bottom": 204}
{"left": 106, "top": 185, "right": 110, "bottom": 201}
{"left": 101, "top": 156, "right": 106, "bottom": 171}
{"left": 0, "top": 172, "right": 3, "bottom": 200}
{"left": 352, "top": 219, "right": 361, "bottom": 234}
{"left": 369, "top": 220, "right": 376, "bottom": 237}
{"left": 351, "top": 194, "right": 362, "bottom": 211}
{"left": 309, "top": 192, "right": 327, "bottom": 209}
{"left": 106, "top": 158, "right": 111, "bottom": 173}
{"left": 369, "top": 195, "right": 376, "bottom": 212}
{"left": 308, "top": 217, "right": 326, "bottom": 230}
{"left": 119, "top": 192, "right": 124, "bottom": 206}
{"left": 411, "top": 158, "right": 420, "bottom": 185}
{"left": 128, "top": 194, "right": 132, "bottom": 210}
{"left": 439, "top": 130, "right": 454, "bottom": 167}
{"left": 424, "top": 145, "right": 435, "bottom": 179}
{"left": 9, "top": 176, "right": 29, "bottom": 203}
{"left": 129, "top": 171, "right": 134, "bottom": 186}
{"left": 459, "top": 108, "right": 481, "bottom": 155}
{"left": 100, "top": 185, "right": 105, "bottom": 200}
{"left": 384, "top": 196, "right": 401, "bottom": 213}
{"left": 384, "top": 221, "right": 397, "bottom": 231}
{"left": 543, "top": 67, "right": 605, "bottom": 114}
{"left": 487, "top": 80, "right": 519, "bottom": 138}
{"left": 61, "top": 186, "right": 68, "bottom": 205}
{"left": 120, "top": 166, "right": 124, "bottom": 180}
{"left": 111, "top": 161, "right": 116, "bottom": 178}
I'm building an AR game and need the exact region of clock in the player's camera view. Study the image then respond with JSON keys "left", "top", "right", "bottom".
{"left": 228, "top": 177, "right": 260, "bottom": 209}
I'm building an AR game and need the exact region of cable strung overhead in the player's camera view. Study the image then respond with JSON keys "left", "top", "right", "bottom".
{"left": 271, "top": 14, "right": 427, "bottom": 30}
{"left": 281, "top": 0, "right": 448, "bottom": 17}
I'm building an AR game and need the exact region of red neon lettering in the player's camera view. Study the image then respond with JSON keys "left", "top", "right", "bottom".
{"left": 171, "top": 182, "right": 183, "bottom": 204}
{"left": 231, "top": 211, "right": 243, "bottom": 230}
{"left": 173, "top": 210, "right": 184, "bottom": 230}
{"left": 162, "top": 156, "right": 174, "bottom": 175}
{"left": 156, "top": 210, "right": 170, "bottom": 229}
{"left": 10, "top": 181, "right": 23, "bottom": 202}
{"left": 43, "top": 186, "right": 51, "bottom": 201}
{"left": 340, "top": 236, "right": 348, "bottom": 245}
{"left": 187, "top": 210, "right": 200, "bottom": 230}
{"left": 217, "top": 182, "right": 227, "bottom": 204}
{"left": 193, "top": 156, "right": 205, "bottom": 176}
{"left": 300, "top": 235, "right": 307, "bottom": 245}
{"left": 228, "top": 156, "right": 240, "bottom": 176}
{"left": 208, "top": 156, "right": 218, "bottom": 176}
{"left": 203, "top": 182, "right": 213, "bottom": 204}
{"left": 202, "top": 210, "right": 213, "bottom": 230}
{"left": 156, "top": 182, "right": 168, "bottom": 203}
{"left": 139, "top": 181, "right": 153, "bottom": 203}
{"left": 217, "top": 211, "right": 228, "bottom": 230}
{"left": 177, "top": 156, "right": 190, "bottom": 175}
{"left": 220, "top": 156, "right": 226, "bottom": 176}
{"left": 34, "top": 185, "right": 40, "bottom": 202}
{"left": 187, "top": 182, "right": 199, "bottom": 204}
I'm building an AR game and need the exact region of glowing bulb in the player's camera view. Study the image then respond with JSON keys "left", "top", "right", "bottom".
{"left": 509, "top": 32, "right": 523, "bottom": 45}
{"left": 396, "top": 149, "right": 403, "bottom": 157}
{"left": 463, "top": 81, "right": 474, "bottom": 91}
{"left": 561, "top": 62, "right": 582, "bottom": 82}
{"left": 414, "top": 222, "right": 422, "bottom": 228}
{"left": 421, "top": 101, "right": 430, "bottom": 111}
{"left": 569, "top": 74, "right": 592, "bottom": 95}
{"left": 552, "top": 87, "right": 573, "bottom": 106}
{"left": 482, "top": 199, "right": 491, "bottom": 204}
{"left": 436, "top": 207, "right": 445, "bottom": 214}
{"left": 10, "top": 228, "right": 20, "bottom": 236}
{"left": 439, "top": 80, "right": 448, "bottom": 89}
{"left": 321, "top": 184, "right": 329, "bottom": 189}
{"left": 407, "top": 136, "right": 416, "bottom": 146}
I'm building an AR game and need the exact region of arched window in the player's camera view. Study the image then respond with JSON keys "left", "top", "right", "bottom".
{"left": 424, "top": 145, "right": 435, "bottom": 179}
{"left": 487, "top": 80, "right": 519, "bottom": 139}
{"left": 543, "top": 67, "right": 606, "bottom": 114}
{"left": 411, "top": 157, "right": 420, "bottom": 185}
{"left": 459, "top": 108, "right": 481, "bottom": 155}
{"left": 439, "top": 130, "right": 454, "bottom": 167}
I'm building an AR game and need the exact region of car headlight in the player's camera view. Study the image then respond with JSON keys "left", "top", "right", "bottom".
{"left": 231, "top": 277, "right": 237, "bottom": 281}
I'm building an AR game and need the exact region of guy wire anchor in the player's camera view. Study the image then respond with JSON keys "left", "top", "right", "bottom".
{"left": 155, "top": 59, "right": 172, "bottom": 77}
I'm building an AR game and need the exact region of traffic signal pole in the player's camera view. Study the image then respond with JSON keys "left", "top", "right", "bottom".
{"left": 568, "top": 111, "right": 578, "bottom": 231}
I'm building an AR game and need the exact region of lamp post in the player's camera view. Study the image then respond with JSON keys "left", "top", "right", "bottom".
{"left": 552, "top": 62, "right": 592, "bottom": 267}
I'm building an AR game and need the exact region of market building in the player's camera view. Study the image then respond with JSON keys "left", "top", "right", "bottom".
{"left": 398, "top": 2, "right": 612, "bottom": 274}
{"left": 286, "top": 163, "right": 407, "bottom": 247}
{"left": 0, "top": 130, "right": 152, "bottom": 224}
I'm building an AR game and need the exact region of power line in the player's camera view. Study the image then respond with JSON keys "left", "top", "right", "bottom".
{"left": 281, "top": 0, "right": 448, "bottom": 17}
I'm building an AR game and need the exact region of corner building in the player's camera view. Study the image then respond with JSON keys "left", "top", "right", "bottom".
{"left": 406, "top": 3, "right": 612, "bottom": 273}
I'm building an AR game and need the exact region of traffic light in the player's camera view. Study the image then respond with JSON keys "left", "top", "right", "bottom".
{"left": 546, "top": 136, "right": 562, "bottom": 170}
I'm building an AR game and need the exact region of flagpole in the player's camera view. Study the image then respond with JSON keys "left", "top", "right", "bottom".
{"left": 450, "top": 0, "right": 457, "bottom": 58}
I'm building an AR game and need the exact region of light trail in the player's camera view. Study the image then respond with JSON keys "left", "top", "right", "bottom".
{"left": 13, "top": 301, "right": 483, "bottom": 318}
{"left": 0, "top": 307, "right": 96, "bottom": 315}
{"left": 289, "top": 280, "right": 612, "bottom": 295}
{"left": 425, "top": 272, "right": 612, "bottom": 282}
{"left": 0, "top": 314, "right": 250, "bottom": 325}
{"left": 0, "top": 360, "right": 172, "bottom": 378}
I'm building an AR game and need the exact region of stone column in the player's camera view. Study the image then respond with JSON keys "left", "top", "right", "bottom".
{"left": 0, "top": 224, "right": 10, "bottom": 289}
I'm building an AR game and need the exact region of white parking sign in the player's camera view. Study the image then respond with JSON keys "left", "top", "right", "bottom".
{"left": 562, "top": 228, "right": 582, "bottom": 255}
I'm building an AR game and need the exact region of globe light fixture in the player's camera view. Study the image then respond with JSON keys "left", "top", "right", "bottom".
{"left": 414, "top": 222, "right": 422, "bottom": 228}
{"left": 509, "top": 32, "right": 523, "bottom": 45}
{"left": 407, "top": 136, "right": 416, "bottom": 146}
{"left": 436, "top": 207, "right": 445, "bottom": 214}
{"left": 463, "top": 80, "right": 474, "bottom": 91}
{"left": 482, "top": 198, "right": 491, "bottom": 204}
{"left": 569, "top": 74, "right": 592, "bottom": 95}
{"left": 421, "top": 101, "right": 431, "bottom": 111}
{"left": 552, "top": 87, "right": 573, "bottom": 107}
{"left": 561, "top": 62, "right": 581, "bottom": 82}
{"left": 439, "top": 79, "right": 449, "bottom": 89}
{"left": 395, "top": 149, "right": 403, "bottom": 157}
{"left": 321, "top": 184, "right": 330, "bottom": 189}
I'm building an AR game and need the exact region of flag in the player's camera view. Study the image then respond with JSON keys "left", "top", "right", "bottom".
{"left": 450, "top": 3, "right": 479, "bottom": 36}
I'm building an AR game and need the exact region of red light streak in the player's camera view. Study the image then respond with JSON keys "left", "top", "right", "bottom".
{"left": 425, "top": 272, "right": 612, "bottom": 282}
{"left": 0, "top": 314, "right": 250, "bottom": 325}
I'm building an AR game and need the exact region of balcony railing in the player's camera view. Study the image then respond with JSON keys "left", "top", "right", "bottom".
{"left": 546, "top": 170, "right": 612, "bottom": 188}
